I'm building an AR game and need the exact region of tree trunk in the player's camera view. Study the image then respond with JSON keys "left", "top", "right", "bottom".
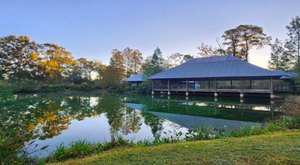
{"left": 245, "top": 41, "right": 249, "bottom": 62}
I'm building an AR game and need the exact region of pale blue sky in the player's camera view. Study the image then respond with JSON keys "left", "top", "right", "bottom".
{"left": 1, "top": 0, "right": 299, "bottom": 67}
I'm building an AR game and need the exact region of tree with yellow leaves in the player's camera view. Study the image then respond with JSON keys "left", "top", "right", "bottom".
{"left": 0, "top": 35, "right": 41, "bottom": 80}
{"left": 38, "top": 43, "right": 76, "bottom": 81}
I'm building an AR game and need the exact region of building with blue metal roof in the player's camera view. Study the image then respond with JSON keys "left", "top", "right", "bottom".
{"left": 124, "top": 73, "right": 145, "bottom": 87}
{"left": 148, "top": 55, "right": 293, "bottom": 98}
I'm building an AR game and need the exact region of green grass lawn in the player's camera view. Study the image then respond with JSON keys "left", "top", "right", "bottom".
{"left": 49, "top": 130, "right": 300, "bottom": 165}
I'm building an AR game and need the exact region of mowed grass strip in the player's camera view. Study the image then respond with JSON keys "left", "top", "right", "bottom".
{"left": 50, "top": 130, "right": 300, "bottom": 165}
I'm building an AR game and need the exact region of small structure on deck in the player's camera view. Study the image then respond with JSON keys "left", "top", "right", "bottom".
{"left": 124, "top": 73, "right": 145, "bottom": 87}
{"left": 148, "top": 55, "right": 293, "bottom": 98}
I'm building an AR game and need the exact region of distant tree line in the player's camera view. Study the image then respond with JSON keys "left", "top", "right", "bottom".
{"left": 1, "top": 16, "right": 299, "bottom": 89}
{"left": 0, "top": 35, "right": 165, "bottom": 88}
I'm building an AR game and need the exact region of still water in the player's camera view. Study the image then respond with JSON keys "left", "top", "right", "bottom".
{"left": 0, "top": 92, "right": 283, "bottom": 157}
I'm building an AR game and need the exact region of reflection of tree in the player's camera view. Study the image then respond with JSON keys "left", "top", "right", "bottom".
{"left": 0, "top": 93, "right": 104, "bottom": 161}
{"left": 0, "top": 92, "right": 161, "bottom": 161}
{"left": 121, "top": 108, "right": 142, "bottom": 135}
{"left": 141, "top": 111, "right": 163, "bottom": 140}
{"left": 100, "top": 96, "right": 142, "bottom": 143}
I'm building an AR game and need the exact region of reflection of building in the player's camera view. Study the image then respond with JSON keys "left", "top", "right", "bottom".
{"left": 124, "top": 73, "right": 145, "bottom": 87}
{"left": 124, "top": 96, "right": 281, "bottom": 130}
{"left": 148, "top": 55, "right": 294, "bottom": 98}
{"left": 148, "top": 111, "right": 258, "bottom": 130}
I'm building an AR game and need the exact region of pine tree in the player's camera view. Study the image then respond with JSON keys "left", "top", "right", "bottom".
{"left": 285, "top": 16, "right": 300, "bottom": 65}
{"left": 269, "top": 39, "right": 291, "bottom": 70}
{"left": 144, "top": 47, "right": 164, "bottom": 78}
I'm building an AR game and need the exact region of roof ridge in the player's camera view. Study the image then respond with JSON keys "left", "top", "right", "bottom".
{"left": 184, "top": 55, "right": 239, "bottom": 65}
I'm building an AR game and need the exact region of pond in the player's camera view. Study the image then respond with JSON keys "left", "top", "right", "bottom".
{"left": 0, "top": 92, "right": 283, "bottom": 158}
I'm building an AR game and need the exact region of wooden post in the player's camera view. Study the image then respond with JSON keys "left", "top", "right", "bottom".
{"left": 249, "top": 80, "right": 252, "bottom": 89}
{"left": 270, "top": 78, "right": 275, "bottom": 99}
{"left": 214, "top": 79, "right": 218, "bottom": 97}
{"left": 240, "top": 79, "right": 244, "bottom": 98}
{"left": 185, "top": 80, "right": 189, "bottom": 96}
{"left": 240, "top": 79, "right": 243, "bottom": 92}
{"left": 230, "top": 80, "right": 233, "bottom": 89}
{"left": 214, "top": 79, "right": 217, "bottom": 92}
{"left": 151, "top": 80, "right": 154, "bottom": 95}
{"left": 167, "top": 79, "right": 170, "bottom": 95}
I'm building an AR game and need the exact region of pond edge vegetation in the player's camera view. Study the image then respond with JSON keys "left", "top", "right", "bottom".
{"left": 42, "top": 116, "right": 300, "bottom": 163}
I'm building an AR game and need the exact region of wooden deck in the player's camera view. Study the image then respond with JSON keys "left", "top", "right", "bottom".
{"left": 154, "top": 88, "right": 271, "bottom": 94}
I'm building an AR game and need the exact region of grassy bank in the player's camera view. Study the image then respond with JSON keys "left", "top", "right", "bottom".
{"left": 50, "top": 130, "right": 300, "bottom": 165}
{"left": 44, "top": 117, "right": 300, "bottom": 164}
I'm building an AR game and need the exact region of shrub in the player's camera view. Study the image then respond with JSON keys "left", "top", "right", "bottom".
{"left": 14, "top": 79, "right": 40, "bottom": 93}
{"left": 230, "top": 125, "right": 264, "bottom": 137}
{"left": 50, "top": 140, "right": 95, "bottom": 161}
{"left": 136, "top": 81, "right": 152, "bottom": 94}
{"left": 282, "top": 117, "right": 300, "bottom": 129}
{"left": 281, "top": 96, "right": 300, "bottom": 117}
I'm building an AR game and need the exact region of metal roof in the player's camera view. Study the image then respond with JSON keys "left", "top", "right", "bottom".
{"left": 124, "top": 73, "right": 145, "bottom": 82}
{"left": 148, "top": 55, "right": 286, "bottom": 80}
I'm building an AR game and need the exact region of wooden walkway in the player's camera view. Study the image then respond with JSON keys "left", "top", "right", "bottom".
{"left": 154, "top": 88, "right": 271, "bottom": 94}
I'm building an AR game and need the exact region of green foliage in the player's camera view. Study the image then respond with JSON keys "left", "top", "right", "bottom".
{"left": 222, "top": 25, "right": 271, "bottom": 61}
{"left": 15, "top": 79, "right": 41, "bottom": 93}
{"left": 48, "top": 137, "right": 131, "bottom": 162}
{"left": 0, "top": 35, "right": 41, "bottom": 80}
{"left": 144, "top": 47, "right": 165, "bottom": 78}
{"left": 282, "top": 117, "right": 300, "bottom": 129}
{"left": 230, "top": 125, "right": 264, "bottom": 137}
{"left": 281, "top": 95, "right": 300, "bottom": 116}
{"left": 185, "top": 127, "right": 214, "bottom": 140}
{"left": 50, "top": 141, "right": 95, "bottom": 161}
{"left": 268, "top": 16, "right": 300, "bottom": 70}
{"left": 136, "top": 81, "right": 152, "bottom": 93}
{"left": 269, "top": 39, "right": 293, "bottom": 71}
{"left": 285, "top": 16, "right": 300, "bottom": 64}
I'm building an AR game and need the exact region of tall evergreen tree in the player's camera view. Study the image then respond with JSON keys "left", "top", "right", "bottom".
{"left": 222, "top": 25, "right": 271, "bottom": 61}
{"left": 268, "top": 39, "right": 292, "bottom": 71}
{"left": 237, "top": 25, "right": 272, "bottom": 61}
{"left": 285, "top": 16, "right": 300, "bottom": 64}
{"left": 222, "top": 29, "right": 241, "bottom": 57}
{"left": 144, "top": 47, "right": 164, "bottom": 78}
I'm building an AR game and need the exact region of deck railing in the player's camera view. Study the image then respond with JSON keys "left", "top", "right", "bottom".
{"left": 152, "top": 79, "right": 288, "bottom": 94}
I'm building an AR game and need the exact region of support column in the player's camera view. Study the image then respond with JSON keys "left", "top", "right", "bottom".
{"left": 214, "top": 79, "right": 218, "bottom": 97}
{"left": 160, "top": 80, "right": 163, "bottom": 95}
{"left": 240, "top": 79, "right": 244, "bottom": 99}
{"left": 185, "top": 80, "right": 189, "bottom": 96}
{"left": 151, "top": 80, "right": 154, "bottom": 95}
{"left": 167, "top": 80, "right": 170, "bottom": 95}
{"left": 270, "top": 78, "right": 275, "bottom": 99}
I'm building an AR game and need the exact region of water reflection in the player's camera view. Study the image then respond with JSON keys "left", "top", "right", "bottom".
{"left": 0, "top": 92, "right": 282, "bottom": 158}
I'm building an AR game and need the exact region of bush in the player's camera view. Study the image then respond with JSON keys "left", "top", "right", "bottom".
{"left": 230, "top": 125, "right": 264, "bottom": 137}
{"left": 50, "top": 140, "right": 95, "bottom": 161}
{"left": 14, "top": 79, "right": 40, "bottom": 93}
{"left": 281, "top": 96, "right": 300, "bottom": 117}
{"left": 136, "top": 81, "right": 152, "bottom": 94}
{"left": 282, "top": 117, "right": 300, "bottom": 129}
